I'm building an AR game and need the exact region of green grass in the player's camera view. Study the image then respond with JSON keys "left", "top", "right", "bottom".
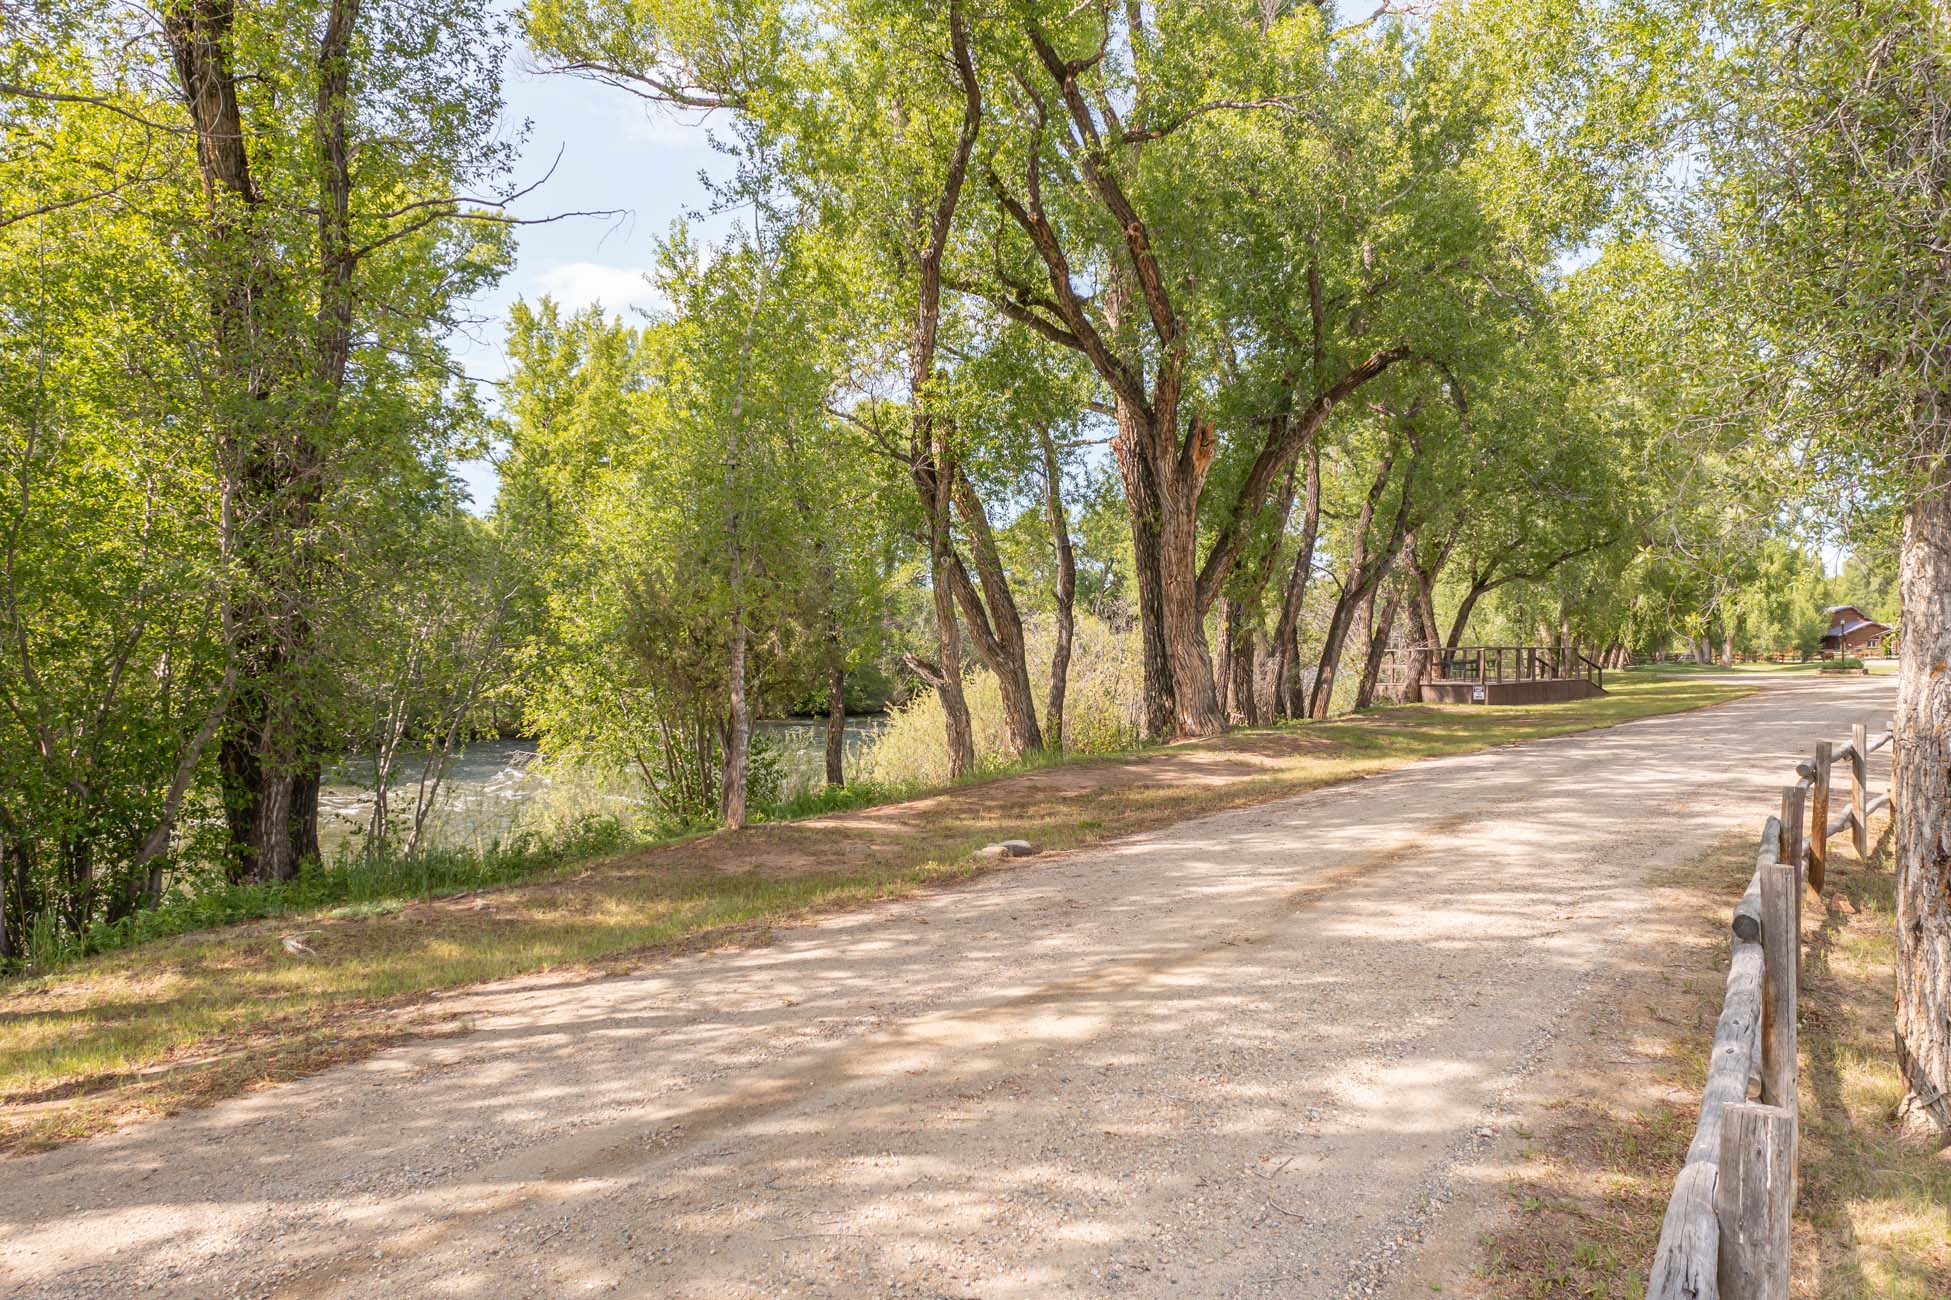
{"left": 0, "top": 676, "right": 1754, "bottom": 1151}
{"left": 12, "top": 816, "right": 642, "bottom": 975}
{"left": 1620, "top": 657, "right": 1891, "bottom": 675}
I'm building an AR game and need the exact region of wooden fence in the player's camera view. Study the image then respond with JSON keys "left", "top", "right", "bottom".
{"left": 1646, "top": 720, "right": 1894, "bottom": 1300}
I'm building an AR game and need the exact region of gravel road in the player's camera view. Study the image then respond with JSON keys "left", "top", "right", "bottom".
{"left": 0, "top": 678, "right": 1895, "bottom": 1300}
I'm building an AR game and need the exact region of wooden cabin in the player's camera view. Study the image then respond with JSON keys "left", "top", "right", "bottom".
{"left": 1819, "top": 605, "right": 1891, "bottom": 657}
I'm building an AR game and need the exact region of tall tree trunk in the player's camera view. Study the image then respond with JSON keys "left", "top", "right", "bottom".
{"left": 1229, "top": 617, "right": 1259, "bottom": 727}
{"left": 1271, "top": 441, "right": 1322, "bottom": 719}
{"left": 720, "top": 619, "right": 750, "bottom": 828}
{"left": 1155, "top": 436, "right": 1225, "bottom": 738}
{"left": 1215, "top": 595, "right": 1237, "bottom": 718}
{"left": 1894, "top": 476, "right": 1951, "bottom": 1144}
{"left": 948, "top": 471, "right": 1043, "bottom": 756}
{"left": 1402, "top": 535, "right": 1445, "bottom": 701}
{"left": 1310, "top": 435, "right": 1416, "bottom": 720}
{"left": 166, "top": 0, "right": 341, "bottom": 883}
{"left": 904, "top": 0, "right": 981, "bottom": 780}
{"left": 1355, "top": 586, "right": 1403, "bottom": 710}
{"left": 922, "top": 460, "right": 976, "bottom": 779}
{"left": 1041, "top": 429, "right": 1075, "bottom": 750}
{"left": 1215, "top": 457, "right": 1300, "bottom": 727}
{"left": 825, "top": 664, "right": 846, "bottom": 787}
{"left": 1112, "top": 399, "right": 1175, "bottom": 741}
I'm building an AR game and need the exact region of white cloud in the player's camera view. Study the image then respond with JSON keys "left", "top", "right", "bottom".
{"left": 529, "top": 261, "right": 665, "bottom": 316}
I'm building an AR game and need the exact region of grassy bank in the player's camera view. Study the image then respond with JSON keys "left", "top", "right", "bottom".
{"left": 1, "top": 676, "right": 1751, "bottom": 1153}
{"left": 1477, "top": 824, "right": 1950, "bottom": 1299}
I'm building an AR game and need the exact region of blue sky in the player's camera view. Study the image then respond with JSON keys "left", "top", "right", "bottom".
{"left": 447, "top": 42, "right": 736, "bottom": 508}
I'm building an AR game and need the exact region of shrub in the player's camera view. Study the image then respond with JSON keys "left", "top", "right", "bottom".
{"left": 859, "top": 614, "right": 1142, "bottom": 787}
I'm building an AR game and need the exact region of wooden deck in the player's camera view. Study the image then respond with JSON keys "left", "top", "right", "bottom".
{"left": 1383, "top": 644, "right": 1607, "bottom": 705}
{"left": 1420, "top": 677, "right": 1607, "bottom": 705}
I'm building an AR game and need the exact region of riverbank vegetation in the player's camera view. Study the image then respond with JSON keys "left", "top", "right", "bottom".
{"left": 5, "top": 0, "right": 1948, "bottom": 1141}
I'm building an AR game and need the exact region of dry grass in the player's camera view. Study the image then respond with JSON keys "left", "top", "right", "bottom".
{"left": 1473, "top": 818, "right": 1951, "bottom": 1300}
{"left": 1794, "top": 837, "right": 1951, "bottom": 1297}
{"left": 0, "top": 677, "right": 1750, "bottom": 1154}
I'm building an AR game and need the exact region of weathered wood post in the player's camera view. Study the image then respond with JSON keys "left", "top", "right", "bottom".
{"left": 1714, "top": 1102, "right": 1795, "bottom": 1300}
{"left": 1778, "top": 786, "right": 1805, "bottom": 882}
{"left": 1759, "top": 863, "right": 1798, "bottom": 1119}
{"left": 1849, "top": 723, "right": 1868, "bottom": 858}
{"left": 1809, "top": 740, "right": 1832, "bottom": 893}
{"left": 1476, "top": 647, "right": 1485, "bottom": 684}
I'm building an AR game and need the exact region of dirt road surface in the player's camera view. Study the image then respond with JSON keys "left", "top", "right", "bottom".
{"left": 0, "top": 679, "right": 1895, "bottom": 1300}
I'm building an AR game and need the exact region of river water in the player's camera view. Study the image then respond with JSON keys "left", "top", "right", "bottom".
{"left": 316, "top": 717, "right": 886, "bottom": 858}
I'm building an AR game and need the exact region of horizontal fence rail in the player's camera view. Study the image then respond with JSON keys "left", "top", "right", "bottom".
{"left": 1647, "top": 717, "right": 1894, "bottom": 1300}
{"left": 1375, "top": 644, "right": 1606, "bottom": 691}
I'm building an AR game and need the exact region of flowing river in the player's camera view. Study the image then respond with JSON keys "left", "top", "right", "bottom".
{"left": 317, "top": 717, "right": 887, "bottom": 858}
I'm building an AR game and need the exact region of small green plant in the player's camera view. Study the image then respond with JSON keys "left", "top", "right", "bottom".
{"left": 6, "top": 814, "right": 635, "bottom": 977}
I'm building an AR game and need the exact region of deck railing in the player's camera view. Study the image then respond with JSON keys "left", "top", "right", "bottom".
{"left": 1379, "top": 644, "right": 1605, "bottom": 689}
{"left": 1646, "top": 719, "right": 1894, "bottom": 1300}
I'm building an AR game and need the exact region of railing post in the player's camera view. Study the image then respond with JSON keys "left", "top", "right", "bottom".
{"left": 1715, "top": 1102, "right": 1795, "bottom": 1300}
{"left": 1758, "top": 863, "right": 1798, "bottom": 1114}
{"left": 1780, "top": 784, "right": 1806, "bottom": 975}
{"left": 1476, "top": 647, "right": 1485, "bottom": 683}
{"left": 1778, "top": 786, "right": 1804, "bottom": 883}
{"left": 1809, "top": 741, "right": 1832, "bottom": 894}
{"left": 1850, "top": 723, "right": 1868, "bottom": 858}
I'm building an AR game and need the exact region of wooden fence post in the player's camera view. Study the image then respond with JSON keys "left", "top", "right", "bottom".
{"left": 1850, "top": 723, "right": 1868, "bottom": 858}
{"left": 1779, "top": 786, "right": 1804, "bottom": 885}
{"left": 1715, "top": 1102, "right": 1795, "bottom": 1300}
{"left": 1809, "top": 741, "right": 1832, "bottom": 894}
{"left": 1758, "top": 862, "right": 1799, "bottom": 1124}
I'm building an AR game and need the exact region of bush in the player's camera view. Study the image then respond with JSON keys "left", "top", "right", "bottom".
{"left": 859, "top": 614, "right": 1143, "bottom": 787}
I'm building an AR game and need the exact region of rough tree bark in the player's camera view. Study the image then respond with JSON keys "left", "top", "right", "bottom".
{"left": 917, "top": 456, "right": 976, "bottom": 779}
{"left": 1111, "top": 397, "right": 1177, "bottom": 740}
{"left": 164, "top": 0, "right": 362, "bottom": 881}
{"left": 1310, "top": 434, "right": 1418, "bottom": 719}
{"left": 946, "top": 470, "right": 1043, "bottom": 756}
{"left": 1355, "top": 583, "right": 1404, "bottom": 710}
{"left": 1271, "top": 440, "right": 1323, "bottom": 720}
{"left": 824, "top": 663, "right": 846, "bottom": 788}
{"left": 1894, "top": 474, "right": 1951, "bottom": 1144}
{"left": 1399, "top": 529, "right": 1453, "bottom": 699}
{"left": 1040, "top": 428, "right": 1075, "bottom": 750}
{"left": 904, "top": 0, "right": 982, "bottom": 778}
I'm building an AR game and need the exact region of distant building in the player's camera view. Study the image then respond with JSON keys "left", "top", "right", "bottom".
{"left": 1820, "top": 605, "right": 1891, "bottom": 656}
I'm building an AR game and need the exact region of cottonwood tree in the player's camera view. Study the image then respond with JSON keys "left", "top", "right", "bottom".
{"left": 1, "top": 0, "right": 532, "bottom": 881}
{"left": 973, "top": 0, "right": 1630, "bottom": 735}
{"left": 0, "top": 87, "right": 230, "bottom": 945}
{"left": 1686, "top": 0, "right": 1951, "bottom": 1140}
